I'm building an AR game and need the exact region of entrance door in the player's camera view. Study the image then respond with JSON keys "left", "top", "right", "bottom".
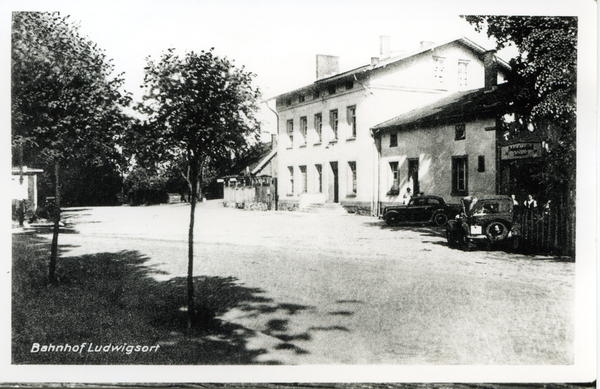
{"left": 408, "top": 158, "right": 419, "bottom": 195}
{"left": 330, "top": 161, "right": 339, "bottom": 203}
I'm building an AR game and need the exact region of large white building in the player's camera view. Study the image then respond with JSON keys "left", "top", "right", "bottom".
{"left": 273, "top": 36, "right": 509, "bottom": 215}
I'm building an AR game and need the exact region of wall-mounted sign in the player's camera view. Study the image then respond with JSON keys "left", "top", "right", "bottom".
{"left": 501, "top": 142, "right": 542, "bottom": 160}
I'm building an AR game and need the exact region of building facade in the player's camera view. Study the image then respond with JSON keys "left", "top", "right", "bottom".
{"left": 274, "top": 36, "right": 509, "bottom": 215}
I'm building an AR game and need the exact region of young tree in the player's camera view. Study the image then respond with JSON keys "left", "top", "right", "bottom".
{"left": 135, "top": 49, "right": 261, "bottom": 327}
{"left": 12, "top": 12, "right": 131, "bottom": 283}
{"left": 462, "top": 16, "right": 577, "bottom": 202}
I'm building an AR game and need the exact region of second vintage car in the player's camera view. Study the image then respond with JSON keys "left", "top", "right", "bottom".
{"left": 446, "top": 195, "right": 520, "bottom": 249}
{"left": 381, "top": 195, "right": 461, "bottom": 226}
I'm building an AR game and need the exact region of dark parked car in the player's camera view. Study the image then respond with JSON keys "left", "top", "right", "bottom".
{"left": 382, "top": 195, "right": 461, "bottom": 226}
{"left": 446, "top": 195, "right": 519, "bottom": 249}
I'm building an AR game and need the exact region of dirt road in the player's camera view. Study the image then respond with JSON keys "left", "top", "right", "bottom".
{"left": 47, "top": 200, "right": 574, "bottom": 365}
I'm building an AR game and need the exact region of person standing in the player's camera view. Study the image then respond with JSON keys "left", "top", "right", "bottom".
{"left": 524, "top": 194, "right": 537, "bottom": 209}
{"left": 403, "top": 187, "right": 412, "bottom": 204}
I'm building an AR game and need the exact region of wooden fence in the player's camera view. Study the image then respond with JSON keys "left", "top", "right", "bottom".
{"left": 514, "top": 204, "right": 575, "bottom": 258}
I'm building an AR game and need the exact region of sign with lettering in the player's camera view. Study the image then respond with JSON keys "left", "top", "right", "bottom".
{"left": 501, "top": 142, "right": 542, "bottom": 160}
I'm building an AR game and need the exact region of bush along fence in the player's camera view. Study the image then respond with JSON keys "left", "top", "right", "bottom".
{"left": 514, "top": 204, "right": 575, "bottom": 258}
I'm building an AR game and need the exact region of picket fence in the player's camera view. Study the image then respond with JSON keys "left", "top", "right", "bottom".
{"left": 514, "top": 205, "right": 575, "bottom": 258}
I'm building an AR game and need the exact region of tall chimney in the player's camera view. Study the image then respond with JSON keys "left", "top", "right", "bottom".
{"left": 316, "top": 55, "right": 340, "bottom": 80}
{"left": 380, "top": 35, "right": 391, "bottom": 58}
{"left": 483, "top": 50, "right": 498, "bottom": 92}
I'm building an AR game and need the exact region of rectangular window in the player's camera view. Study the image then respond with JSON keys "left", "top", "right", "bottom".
{"left": 455, "top": 123, "right": 466, "bottom": 140}
{"left": 313, "top": 90, "right": 321, "bottom": 99}
{"left": 348, "top": 161, "right": 357, "bottom": 195}
{"left": 328, "top": 84, "right": 336, "bottom": 95}
{"left": 330, "top": 109, "right": 338, "bottom": 140}
{"left": 287, "top": 166, "right": 294, "bottom": 195}
{"left": 315, "top": 164, "right": 322, "bottom": 193}
{"left": 346, "top": 80, "right": 354, "bottom": 90}
{"left": 314, "top": 113, "right": 322, "bottom": 142}
{"left": 390, "top": 132, "right": 398, "bottom": 147}
{"left": 388, "top": 161, "right": 399, "bottom": 195}
{"left": 434, "top": 57, "right": 445, "bottom": 87}
{"left": 299, "top": 94, "right": 305, "bottom": 103}
{"left": 452, "top": 156, "right": 468, "bottom": 196}
{"left": 286, "top": 119, "right": 294, "bottom": 147}
{"left": 478, "top": 155, "right": 485, "bottom": 172}
{"left": 347, "top": 106, "right": 356, "bottom": 139}
{"left": 458, "top": 61, "right": 469, "bottom": 89}
{"left": 299, "top": 116, "right": 307, "bottom": 145}
{"left": 300, "top": 165, "right": 307, "bottom": 193}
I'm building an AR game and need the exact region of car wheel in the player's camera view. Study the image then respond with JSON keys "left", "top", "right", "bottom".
{"left": 385, "top": 213, "right": 400, "bottom": 226}
{"left": 485, "top": 221, "right": 509, "bottom": 241}
{"left": 433, "top": 212, "right": 449, "bottom": 227}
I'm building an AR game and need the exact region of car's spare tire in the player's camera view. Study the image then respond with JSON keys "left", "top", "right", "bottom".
{"left": 485, "top": 221, "right": 509, "bottom": 241}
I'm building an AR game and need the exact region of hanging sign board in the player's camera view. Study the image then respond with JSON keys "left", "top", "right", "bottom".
{"left": 501, "top": 142, "right": 542, "bottom": 160}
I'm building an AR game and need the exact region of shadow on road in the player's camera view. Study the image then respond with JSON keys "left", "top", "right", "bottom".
{"left": 12, "top": 233, "right": 313, "bottom": 365}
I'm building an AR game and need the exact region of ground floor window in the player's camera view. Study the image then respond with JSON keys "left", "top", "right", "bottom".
{"left": 287, "top": 166, "right": 294, "bottom": 195}
{"left": 387, "top": 161, "right": 399, "bottom": 196}
{"left": 300, "top": 165, "right": 307, "bottom": 193}
{"left": 348, "top": 161, "right": 357, "bottom": 195}
{"left": 315, "top": 164, "right": 322, "bottom": 193}
{"left": 452, "top": 156, "right": 468, "bottom": 196}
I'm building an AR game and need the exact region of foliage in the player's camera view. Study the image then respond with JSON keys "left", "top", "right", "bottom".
{"left": 462, "top": 16, "right": 577, "bottom": 199}
{"left": 12, "top": 12, "right": 132, "bottom": 167}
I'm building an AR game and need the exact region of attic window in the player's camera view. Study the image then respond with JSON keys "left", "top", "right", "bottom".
{"left": 328, "top": 84, "right": 336, "bottom": 95}
{"left": 313, "top": 90, "right": 321, "bottom": 99}
{"left": 286, "top": 98, "right": 292, "bottom": 106}
{"left": 390, "top": 132, "right": 398, "bottom": 147}
{"left": 299, "top": 94, "right": 305, "bottom": 103}
{"left": 346, "top": 80, "right": 354, "bottom": 90}
{"left": 455, "top": 123, "right": 466, "bottom": 140}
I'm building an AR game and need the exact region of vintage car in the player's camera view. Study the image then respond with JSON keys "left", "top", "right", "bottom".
{"left": 381, "top": 195, "right": 461, "bottom": 226}
{"left": 446, "top": 195, "right": 519, "bottom": 249}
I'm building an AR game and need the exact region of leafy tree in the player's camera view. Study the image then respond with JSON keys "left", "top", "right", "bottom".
{"left": 462, "top": 16, "right": 577, "bottom": 203}
{"left": 135, "top": 48, "right": 261, "bottom": 327}
{"left": 12, "top": 12, "right": 132, "bottom": 283}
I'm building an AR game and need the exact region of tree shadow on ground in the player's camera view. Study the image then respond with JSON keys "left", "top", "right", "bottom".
{"left": 12, "top": 235, "right": 313, "bottom": 365}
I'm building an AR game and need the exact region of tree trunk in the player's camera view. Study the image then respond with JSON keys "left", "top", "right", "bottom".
{"left": 49, "top": 160, "right": 61, "bottom": 284}
{"left": 186, "top": 165, "right": 198, "bottom": 328}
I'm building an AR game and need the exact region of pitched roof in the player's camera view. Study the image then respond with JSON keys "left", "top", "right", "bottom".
{"left": 270, "top": 36, "right": 511, "bottom": 101}
{"left": 372, "top": 84, "right": 509, "bottom": 134}
{"left": 247, "top": 142, "right": 276, "bottom": 175}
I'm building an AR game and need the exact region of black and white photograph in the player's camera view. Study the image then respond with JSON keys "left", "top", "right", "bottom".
{"left": 2, "top": 0, "right": 596, "bottom": 385}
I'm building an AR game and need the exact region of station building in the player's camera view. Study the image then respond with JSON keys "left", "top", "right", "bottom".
{"left": 273, "top": 36, "right": 509, "bottom": 215}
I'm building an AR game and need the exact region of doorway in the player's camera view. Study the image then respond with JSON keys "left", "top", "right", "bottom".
{"left": 329, "top": 161, "right": 339, "bottom": 203}
{"left": 408, "top": 158, "right": 419, "bottom": 195}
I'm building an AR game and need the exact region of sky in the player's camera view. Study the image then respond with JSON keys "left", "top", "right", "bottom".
{"left": 7, "top": 0, "right": 530, "bottom": 138}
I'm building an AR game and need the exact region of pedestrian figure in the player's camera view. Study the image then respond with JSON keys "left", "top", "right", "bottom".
{"left": 524, "top": 194, "right": 537, "bottom": 209}
{"left": 511, "top": 194, "right": 518, "bottom": 206}
{"left": 403, "top": 187, "right": 412, "bottom": 204}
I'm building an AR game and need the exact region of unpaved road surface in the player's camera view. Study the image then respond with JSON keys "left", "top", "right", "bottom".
{"left": 47, "top": 200, "right": 574, "bottom": 365}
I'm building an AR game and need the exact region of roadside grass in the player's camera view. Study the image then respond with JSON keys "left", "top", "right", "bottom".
{"left": 12, "top": 233, "right": 309, "bottom": 365}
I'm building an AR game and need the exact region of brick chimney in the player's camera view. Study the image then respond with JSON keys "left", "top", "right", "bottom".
{"left": 316, "top": 55, "right": 340, "bottom": 80}
{"left": 483, "top": 50, "right": 498, "bottom": 92}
